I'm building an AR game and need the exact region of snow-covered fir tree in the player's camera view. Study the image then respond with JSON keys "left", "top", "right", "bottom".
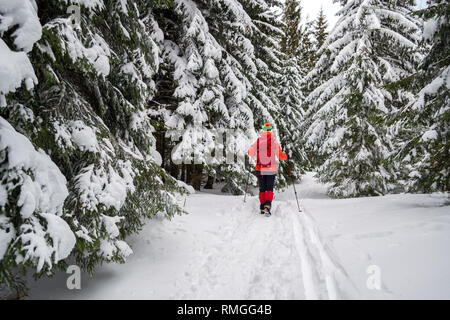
{"left": 0, "top": 0, "right": 74, "bottom": 293}
{"left": 278, "top": 0, "right": 307, "bottom": 178}
{"left": 312, "top": 7, "right": 329, "bottom": 63}
{"left": 394, "top": 0, "right": 449, "bottom": 192}
{"left": 280, "top": 0, "right": 316, "bottom": 74}
{"left": 302, "top": 0, "right": 422, "bottom": 198}
{"left": 281, "top": 0, "right": 303, "bottom": 57}
{"left": 154, "top": 0, "right": 254, "bottom": 193}
{"left": 163, "top": 0, "right": 232, "bottom": 190}
{"left": 0, "top": 0, "right": 187, "bottom": 293}
{"left": 158, "top": 0, "right": 298, "bottom": 190}
{"left": 277, "top": 56, "right": 307, "bottom": 179}
{"left": 196, "top": 0, "right": 259, "bottom": 192}
{"left": 238, "top": 0, "right": 297, "bottom": 187}
{"left": 235, "top": 0, "right": 284, "bottom": 131}
{"left": 298, "top": 23, "right": 316, "bottom": 80}
{"left": 299, "top": 7, "right": 329, "bottom": 100}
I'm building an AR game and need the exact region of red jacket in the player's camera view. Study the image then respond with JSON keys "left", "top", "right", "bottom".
{"left": 248, "top": 132, "right": 287, "bottom": 172}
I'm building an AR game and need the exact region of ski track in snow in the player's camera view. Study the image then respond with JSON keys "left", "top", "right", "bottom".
{"left": 175, "top": 196, "right": 354, "bottom": 299}
{"left": 175, "top": 201, "right": 305, "bottom": 299}
{"left": 291, "top": 202, "right": 359, "bottom": 299}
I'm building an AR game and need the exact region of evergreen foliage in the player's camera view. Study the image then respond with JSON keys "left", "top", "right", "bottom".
{"left": 394, "top": 0, "right": 449, "bottom": 192}
{"left": 313, "top": 7, "right": 328, "bottom": 61}
{"left": 0, "top": 0, "right": 448, "bottom": 296}
{"left": 0, "top": 0, "right": 186, "bottom": 293}
{"left": 301, "top": 0, "right": 422, "bottom": 197}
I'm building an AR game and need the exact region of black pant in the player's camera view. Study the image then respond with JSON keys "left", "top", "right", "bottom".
{"left": 257, "top": 172, "right": 276, "bottom": 192}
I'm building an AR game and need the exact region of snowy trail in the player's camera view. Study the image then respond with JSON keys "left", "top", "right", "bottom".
{"left": 174, "top": 182, "right": 353, "bottom": 300}
{"left": 175, "top": 200, "right": 308, "bottom": 299}
{"left": 291, "top": 201, "right": 359, "bottom": 299}
{"left": 27, "top": 173, "right": 450, "bottom": 300}
{"left": 24, "top": 173, "right": 364, "bottom": 300}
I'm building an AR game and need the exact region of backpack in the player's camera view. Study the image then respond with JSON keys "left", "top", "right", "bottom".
{"left": 256, "top": 133, "right": 274, "bottom": 168}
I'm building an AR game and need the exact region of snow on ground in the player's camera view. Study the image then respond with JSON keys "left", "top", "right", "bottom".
{"left": 27, "top": 173, "right": 450, "bottom": 299}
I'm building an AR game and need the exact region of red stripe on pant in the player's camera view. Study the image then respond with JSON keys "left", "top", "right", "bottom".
{"left": 259, "top": 191, "right": 274, "bottom": 204}
{"left": 259, "top": 192, "right": 266, "bottom": 204}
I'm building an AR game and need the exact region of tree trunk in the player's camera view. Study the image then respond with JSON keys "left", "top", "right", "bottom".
{"left": 204, "top": 174, "right": 214, "bottom": 189}
{"left": 189, "top": 164, "right": 203, "bottom": 191}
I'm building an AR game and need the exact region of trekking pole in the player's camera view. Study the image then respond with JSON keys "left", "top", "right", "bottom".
{"left": 243, "top": 156, "right": 251, "bottom": 203}
{"left": 243, "top": 169, "right": 250, "bottom": 203}
{"left": 289, "top": 168, "right": 301, "bottom": 212}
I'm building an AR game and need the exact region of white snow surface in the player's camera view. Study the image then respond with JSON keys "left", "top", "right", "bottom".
{"left": 421, "top": 129, "right": 438, "bottom": 142}
{"left": 27, "top": 173, "right": 450, "bottom": 299}
{"left": 54, "top": 21, "right": 111, "bottom": 77}
{"left": 75, "top": 161, "right": 135, "bottom": 212}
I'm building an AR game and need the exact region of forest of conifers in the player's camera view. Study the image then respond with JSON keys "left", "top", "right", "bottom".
{"left": 0, "top": 0, "right": 448, "bottom": 294}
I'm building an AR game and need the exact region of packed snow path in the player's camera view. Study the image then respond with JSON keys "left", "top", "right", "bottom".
{"left": 174, "top": 198, "right": 355, "bottom": 300}
{"left": 28, "top": 173, "right": 450, "bottom": 299}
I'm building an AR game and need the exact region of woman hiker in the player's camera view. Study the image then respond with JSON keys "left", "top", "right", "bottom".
{"left": 248, "top": 123, "right": 288, "bottom": 216}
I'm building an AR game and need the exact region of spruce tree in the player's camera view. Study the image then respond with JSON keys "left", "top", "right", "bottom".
{"left": 0, "top": 0, "right": 72, "bottom": 293}
{"left": 313, "top": 7, "right": 328, "bottom": 62}
{"left": 166, "top": 0, "right": 295, "bottom": 189}
{"left": 302, "top": 0, "right": 422, "bottom": 198}
{"left": 281, "top": 0, "right": 303, "bottom": 57}
{"left": 395, "top": 0, "right": 449, "bottom": 192}
{"left": 279, "top": 0, "right": 307, "bottom": 179}
{"left": 280, "top": 0, "right": 316, "bottom": 74}
{"left": 236, "top": 0, "right": 284, "bottom": 129}
{"left": 238, "top": 0, "right": 299, "bottom": 186}
{"left": 163, "top": 0, "right": 232, "bottom": 190}
{"left": 1, "top": 0, "right": 186, "bottom": 292}
{"left": 298, "top": 20, "right": 316, "bottom": 77}
{"left": 155, "top": 0, "right": 256, "bottom": 193}
{"left": 277, "top": 56, "right": 307, "bottom": 179}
